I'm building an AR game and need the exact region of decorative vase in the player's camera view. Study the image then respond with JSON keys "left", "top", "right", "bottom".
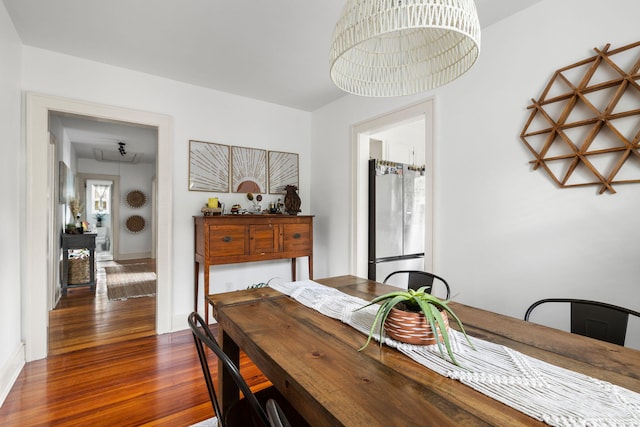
{"left": 284, "top": 185, "right": 301, "bottom": 215}
{"left": 384, "top": 307, "right": 449, "bottom": 345}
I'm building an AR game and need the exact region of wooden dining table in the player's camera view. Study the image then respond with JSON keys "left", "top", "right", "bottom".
{"left": 207, "top": 275, "right": 640, "bottom": 426}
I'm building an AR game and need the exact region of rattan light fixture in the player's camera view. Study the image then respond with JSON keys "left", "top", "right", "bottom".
{"left": 329, "top": 0, "right": 481, "bottom": 97}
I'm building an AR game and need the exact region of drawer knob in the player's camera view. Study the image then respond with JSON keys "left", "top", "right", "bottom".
{"left": 293, "top": 233, "right": 301, "bottom": 239}
{"left": 222, "top": 236, "right": 232, "bottom": 242}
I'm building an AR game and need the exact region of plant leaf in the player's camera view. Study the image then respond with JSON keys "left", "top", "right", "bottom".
{"left": 356, "top": 288, "right": 476, "bottom": 363}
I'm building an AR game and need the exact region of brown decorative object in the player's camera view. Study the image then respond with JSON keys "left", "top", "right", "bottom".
{"left": 126, "top": 190, "right": 146, "bottom": 208}
{"left": 125, "top": 215, "right": 146, "bottom": 233}
{"left": 520, "top": 41, "right": 640, "bottom": 194}
{"left": 200, "top": 207, "right": 222, "bottom": 216}
{"left": 384, "top": 307, "right": 449, "bottom": 346}
{"left": 284, "top": 184, "right": 301, "bottom": 215}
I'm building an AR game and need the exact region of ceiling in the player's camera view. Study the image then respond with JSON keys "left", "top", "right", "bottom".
{"left": 6, "top": 0, "right": 542, "bottom": 161}
{"left": 51, "top": 113, "right": 159, "bottom": 164}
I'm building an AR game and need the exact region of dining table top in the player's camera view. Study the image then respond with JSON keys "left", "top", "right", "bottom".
{"left": 207, "top": 275, "right": 640, "bottom": 426}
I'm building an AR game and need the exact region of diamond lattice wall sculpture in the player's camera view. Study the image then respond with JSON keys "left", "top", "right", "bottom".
{"left": 520, "top": 41, "right": 640, "bottom": 194}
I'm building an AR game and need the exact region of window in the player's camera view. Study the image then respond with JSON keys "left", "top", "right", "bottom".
{"left": 89, "top": 181, "right": 112, "bottom": 214}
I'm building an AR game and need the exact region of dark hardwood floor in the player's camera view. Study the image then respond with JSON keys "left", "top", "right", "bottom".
{"left": 0, "top": 258, "right": 269, "bottom": 426}
{"left": 48, "top": 258, "right": 158, "bottom": 356}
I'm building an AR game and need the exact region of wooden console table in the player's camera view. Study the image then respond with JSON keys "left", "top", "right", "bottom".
{"left": 60, "top": 233, "right": 96, "bottom": 296}
{"left": 194, "top": 215, "right": 313, "bottom": 321}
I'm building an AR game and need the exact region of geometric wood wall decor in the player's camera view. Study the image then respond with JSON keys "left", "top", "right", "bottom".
{"left": 520, "top": 41, "right": 640, "bottom": 194}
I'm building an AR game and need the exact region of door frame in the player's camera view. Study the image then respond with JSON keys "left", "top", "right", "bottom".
{"left": 350, "top": 99, "right": 435, "bottom": 278}
{"left": 24, "top": 92, "right": 173, "bottom": 361}
{"left": 80, "top": 174, "right": 120, "bottom": 261}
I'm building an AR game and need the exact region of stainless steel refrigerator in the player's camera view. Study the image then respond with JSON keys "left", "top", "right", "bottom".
{"left": 368, "top": 159, "right": 426, "bottom": 282}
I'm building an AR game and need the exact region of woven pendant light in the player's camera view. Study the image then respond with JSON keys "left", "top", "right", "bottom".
{"left": 329, "top": 0, "right": 481, "bottom": 97}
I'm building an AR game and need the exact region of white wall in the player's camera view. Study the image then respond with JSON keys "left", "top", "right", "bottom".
{"left": 20, "top": 46, "right": 312, "bottom": 329}
{"left": 311, "top": 0, "right": 640, "bottom": 349}
{"left": 370, "top": 119, "right": 425, "bottom": 166}
{"left": 0, "top": 1, "right": 24, "bottom": 406}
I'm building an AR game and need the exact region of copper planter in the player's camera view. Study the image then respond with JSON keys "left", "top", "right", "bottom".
{"left": 384, "top": 307, "right": 450, "bottom": 345}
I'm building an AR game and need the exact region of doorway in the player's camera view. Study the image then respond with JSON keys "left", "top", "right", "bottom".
{"left": 84, "top": 177, "right": 116, "bottom": 261}
{"left": 23, "top": 93, "right": 173, "bottom": 361}
{"left": 351, "top": 99, "right": 435, "bottom": 278}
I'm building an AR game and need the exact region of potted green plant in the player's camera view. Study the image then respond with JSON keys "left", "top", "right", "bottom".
{"left": 94, "top": 211, "right": 105, "bottom": 227}
{"left": 357, "top": 286, "right": 474, "bottom": 366}
{"left": 246, "top": 277, "right": 278, "bottom": 289}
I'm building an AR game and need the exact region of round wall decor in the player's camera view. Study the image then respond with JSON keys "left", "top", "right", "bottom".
{"left": 126, "top": 190, "right": 147, "bottom": 208}
{"left": 125, "top": 215, "right": 146, "bottom": 233}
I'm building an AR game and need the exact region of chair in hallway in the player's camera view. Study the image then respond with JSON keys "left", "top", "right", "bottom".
{"left": 524, "top": 298, "right": 640, "bottom": 346}
{"left": 383, "top": 270, "right": 451, "bottom": 299}
{"left": 188, "top": 312, "right": 308, "bottom": 427}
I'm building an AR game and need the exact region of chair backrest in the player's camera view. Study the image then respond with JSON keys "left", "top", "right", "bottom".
{"left": 266, "top": 398, "right": 291, "bottom": 427}
{"left": 188, "top": 312, "right": 270, "bottom": 427}
{"left": 524, "top": 299, "right": 640, "bottom": 346}
{"left": 383, "top": 270, "right": 451, "bottom": 299}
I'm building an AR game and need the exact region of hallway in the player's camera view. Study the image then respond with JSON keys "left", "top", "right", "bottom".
{"left": 48, "top": 258, "right": 156, "bottom": 356}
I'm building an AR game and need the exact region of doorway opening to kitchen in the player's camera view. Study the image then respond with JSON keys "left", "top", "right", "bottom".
{"left": 351, "top": 99, "right": 435, "bottom": 279}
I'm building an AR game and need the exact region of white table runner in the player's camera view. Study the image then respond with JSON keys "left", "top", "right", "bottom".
{"left": 270, "top": 280, "right": 640, "bottom": 427}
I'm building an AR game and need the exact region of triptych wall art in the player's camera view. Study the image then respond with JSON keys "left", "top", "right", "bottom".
{"left": 188, "top": 140, "right": 299, "bottom": 194}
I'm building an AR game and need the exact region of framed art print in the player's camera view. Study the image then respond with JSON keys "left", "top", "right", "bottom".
{"left": 59, "top": 160, "right": 74, "bottom": 203}
{"left": 268, "top": 151, "right": 299, "bottom": 194}
{"left": 231, "top": 146, "right": 267, "bottom": 193}
{"left": 189, "top": 140, "right": 230, "bottom": 192}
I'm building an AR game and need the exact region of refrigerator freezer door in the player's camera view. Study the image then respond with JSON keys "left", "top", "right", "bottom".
{"left": 375, "top": 171, "right": 404, "bottom": 259}
{"left": 403, "top": 169, "right": 425, "bottom": 256}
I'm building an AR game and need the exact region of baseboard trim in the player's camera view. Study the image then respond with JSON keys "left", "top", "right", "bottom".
{"left": 116, "top": 252, "right": 152, "bottom": 261}
{"left": 0, "top": 342, "right": 25, "bottom": 407}
{"left": 174, "top": 312, "right": 217, "bottom": 333}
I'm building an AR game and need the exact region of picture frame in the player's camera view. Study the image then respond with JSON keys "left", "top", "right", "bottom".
{"left": 268, "top": 151, "right": 299, "bottom": 194}
{"left": 231, "top": 146, "right": 267, "bottom": 193}
{"left": 189, "top": 140, "right": 230, "bottom": 192}
{"left": 58, "top": 161, "right": 74, "bottom": 204}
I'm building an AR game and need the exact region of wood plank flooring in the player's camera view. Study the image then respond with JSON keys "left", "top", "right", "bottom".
{"left": 0, "top": 259, "right": 269, "bottom": 426}
{"left": 48, "top": 259, "right": 157, "bottom": 356}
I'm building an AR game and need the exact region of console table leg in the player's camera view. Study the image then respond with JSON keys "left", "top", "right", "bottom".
{"left": 89, "top": 248, "right": 96, "bottom": 293}
{"left": 62, "top": 249, "right": 69, "bottom": 296}
{"left": 203, "top": 264, "right": 210, "bottom": 323}
{"left": 291, "top": 258, "right": 297, "bottom": 281}
{"left": 194, "top": 260, "right": 199, "bottom": 313}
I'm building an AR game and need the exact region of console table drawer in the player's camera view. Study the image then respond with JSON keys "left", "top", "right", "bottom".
{"left": 283, "top": 223, "right": 312, "bottom": 252}
{"left": 209, "top": 225, "right": 247, "bottom": 257}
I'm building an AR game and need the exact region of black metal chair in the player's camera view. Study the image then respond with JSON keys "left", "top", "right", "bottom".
{"left": 524, "top": 299, "right": 640, "bottom": 346}
{"left": 188, "top": 312, "right": 308, "bottom": 427}
{"left": 383, "top": 270, "right": 451, "bottom": 299}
